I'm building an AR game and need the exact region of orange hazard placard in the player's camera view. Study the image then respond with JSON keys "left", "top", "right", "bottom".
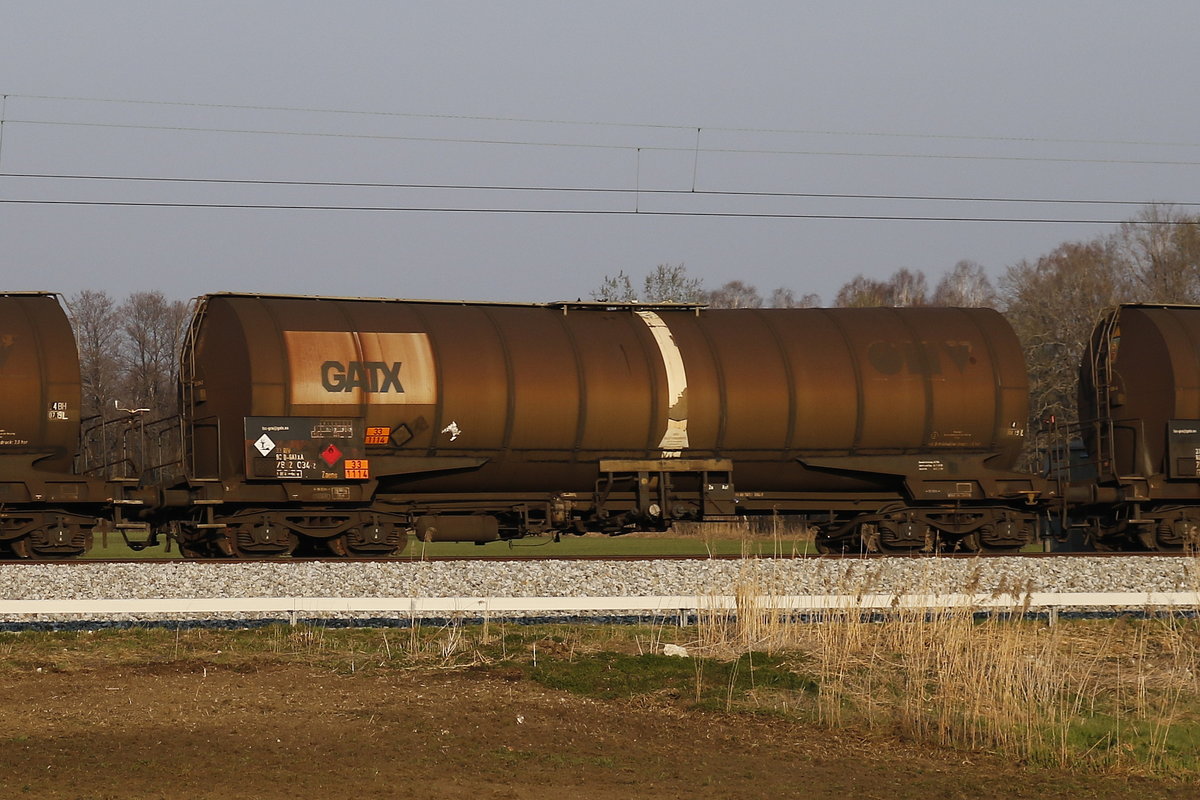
{"left": 344, "top": 459, "right": 370, "bottom": 479}
{"left": 365, "top": 427, "right": 391, "bottom": 445}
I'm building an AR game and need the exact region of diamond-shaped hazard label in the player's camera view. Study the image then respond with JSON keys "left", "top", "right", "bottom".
{"left": 320, "top": 443, "right": 343, "bottom": 466}
{"left": 254, "top": 434, "right": 276, "bottom": 456}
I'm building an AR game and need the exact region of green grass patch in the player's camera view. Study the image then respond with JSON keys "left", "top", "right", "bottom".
{"left": 528, "top": 650, "right": 817, "bottom": 705}
{"left": 1059, "top": 713, "right": 1200, "bottom": 773}
{"left": 84, "top": 532, "right": 176, "bottom": 558}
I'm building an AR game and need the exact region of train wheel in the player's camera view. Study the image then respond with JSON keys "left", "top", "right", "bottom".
{"left": 957, "top": 530, "right": 983, "bottom": 552}
{"left": 179, "top": 542, "right": 207, "bottom": 559}
{"left": 873, "top": 520, "right": 936, "bottom": 554}
{"left": 17, "top": 523, "right": 92, "bottom": 558}
{"left": 0, "top": 513, "right": 93, "bottom": 559}
{"left": 318, "top": 532, "right": 402, "bottom": 557}
{"left": 177, "top": 532, "right": 221, "bottom": 558}
{"left": 306, "top": 516, "right": 407, "bottom": 557}
{"left": 184, "top": 535, "right": 236, "bottom": 558}
{"left": 1153, "top": 515, "right": 1200, "bottom": 552}
{"left": 813, "top": 523, "right": 853, "bottom": 554}
{"left": 344, "top": 520, "right": 406, "bottom": 556}
{"left": 7, "top": 537, "right": 33, "bottom": 559}
{"left": 870, "top": 527, "right": 925, "bottom": 554}
{"left": 958, "top": 524, "right": 1027, "bottom": 553}
{"left": 233, "top": 520, "right": 299, "bottom": 557}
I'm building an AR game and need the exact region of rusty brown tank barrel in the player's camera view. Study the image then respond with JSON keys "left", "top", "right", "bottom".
{"left": 184, "top": 294, "right": 1028, "bottom": 493}
{"left": 0, "top": 293, "right": 81, "bottom": 474}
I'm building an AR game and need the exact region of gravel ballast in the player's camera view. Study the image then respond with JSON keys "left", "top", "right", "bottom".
{"left": 0, "top": 556, "right": 1196, "bottom": 624}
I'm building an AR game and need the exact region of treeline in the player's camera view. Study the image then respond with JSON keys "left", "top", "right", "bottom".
{"left": 1003, "top": 205, "right": 1200, "bottom": 439}
{"left": 591, "top": 260, "right": 996, "bottom": 309}
{"left": 591, "top": 264, "right": 823, "bottom": 308}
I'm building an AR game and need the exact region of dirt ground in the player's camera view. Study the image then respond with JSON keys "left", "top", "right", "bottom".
{"left": 0, "top": 659, "right": 1195, "bottom": 800}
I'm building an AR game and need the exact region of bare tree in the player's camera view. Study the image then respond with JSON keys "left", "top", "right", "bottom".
{"left": 931, "top": 260, "right": 999, "bottom": 307}
{"left": 834, "top": 274, "right": 894, "bottom": 307}
{"left": 68, "top": 289, "right": 187, "bottom": 476}
{"left": 1000, "top": 240, "right": 1129, "bottom": 461}
{"left": 641, "top": 263, "right": 705, "bottom": 302}
{"left": 66, "top": 290, "right": 122, "bottom": 420}
{"left": 768, "top": 287, "right": 821, "bottom": 308}
{"left": 67, "top": 290, "right": 125, "bottom": 475}
{"left": 706, "top": 280, "right": 763, "bottom": 308}
{"left": 590, "top": 270, "right": 637, "bottom": 302}
{"left": 118, "top": 291, "right": 189, "bottom": 417}
{"left": 834, "top": 269, "right": 928, "bottom": 307}
{"left": 1113, "top": 204, "right": 1200, "bottom": 303}
{"left": 890, "top": 268, "right": 928, "bottom": 306}
{"left": 590, "top": 263, "right": 705, "bottom": 303}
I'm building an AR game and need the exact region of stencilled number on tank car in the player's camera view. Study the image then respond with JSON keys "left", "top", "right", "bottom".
{"left": 47, "top": 401, "right": 69, "bottom": 421}
{"left": 867, "top": 340, "right": 975, "bottom": 375}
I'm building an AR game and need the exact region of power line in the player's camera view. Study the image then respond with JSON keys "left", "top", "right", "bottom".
{"left": 11, "top": 91, "right": 1200, "bottom": 150}
{"left": 8, "top": 118, "right": 1200, "bottom": 168}
{"left": 0, "top": 170, "right": 1192, "bottom": 208}
{"left": 0, "top": 196, "right": 1183, "bottom": 224}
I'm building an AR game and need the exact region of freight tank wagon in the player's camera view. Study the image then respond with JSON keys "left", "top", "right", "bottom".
{"left": 1074, "top": 303, "right": 1200, "bottom": 550}
{"left": 0, "top": 293, "right": 107, "bottom": 556}
{"left": 163, "top": 294, "right": 1042, "bottom": 556}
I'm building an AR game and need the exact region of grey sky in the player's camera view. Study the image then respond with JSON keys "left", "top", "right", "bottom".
{"left": 2, "top": 2, "right": 1198, "bottom": 305}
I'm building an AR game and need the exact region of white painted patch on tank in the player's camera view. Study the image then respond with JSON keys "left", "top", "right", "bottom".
{"left": 635, "top": 311, "right": 689, "bottom": 452}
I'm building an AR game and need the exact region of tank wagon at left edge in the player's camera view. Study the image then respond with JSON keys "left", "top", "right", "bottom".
{"left": 0, "top": 293, "right": 157, "bottom": 557}
{"left": 14, "top": 290, "right": 1200, "bottom": 559}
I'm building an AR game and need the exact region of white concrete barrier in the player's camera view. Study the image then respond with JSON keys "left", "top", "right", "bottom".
{"left": 0, "top": 591, "right": 1196, "bottom": 620}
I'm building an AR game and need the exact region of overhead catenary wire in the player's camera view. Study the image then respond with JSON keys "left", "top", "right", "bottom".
{"left": 7, "top": 118, "right": 1200, "bottom": 169}
{"left": 0, "top": 171, "right": 1195, "bottom": 219}
{"left": 11, "top": 91, "right": 1200, "bottom": 151}
{"left": 0, "top": 196, "right": 1188, "bottom": 225}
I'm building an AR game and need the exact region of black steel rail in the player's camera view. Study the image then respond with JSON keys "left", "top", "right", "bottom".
{"left": 6, "top": 550, "right": 1189, "bottom": 566}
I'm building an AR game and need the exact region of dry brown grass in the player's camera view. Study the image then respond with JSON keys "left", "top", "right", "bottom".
{"left": 683, "top": 561, "right": 1200, "bottom": 774}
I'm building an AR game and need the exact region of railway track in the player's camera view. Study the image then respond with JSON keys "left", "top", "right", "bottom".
{"left": 15, "top": 549, "right": 1191, "bottom": 566}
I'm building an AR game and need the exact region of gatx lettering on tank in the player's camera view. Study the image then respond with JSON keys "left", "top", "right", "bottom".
{"left": 283, "top": 331, "right": 436, "bottom": 406}
{"left": 320, "top": 361, "right": 405, "bottom": 393}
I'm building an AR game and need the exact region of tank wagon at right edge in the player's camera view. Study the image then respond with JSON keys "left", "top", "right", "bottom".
{"left": 1062, "top": 303, "right": 1200, "bottom": 550}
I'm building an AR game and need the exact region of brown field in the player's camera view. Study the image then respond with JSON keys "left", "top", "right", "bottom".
{"left": 0, "top": 621, "right": 1197, "bottom": 799}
